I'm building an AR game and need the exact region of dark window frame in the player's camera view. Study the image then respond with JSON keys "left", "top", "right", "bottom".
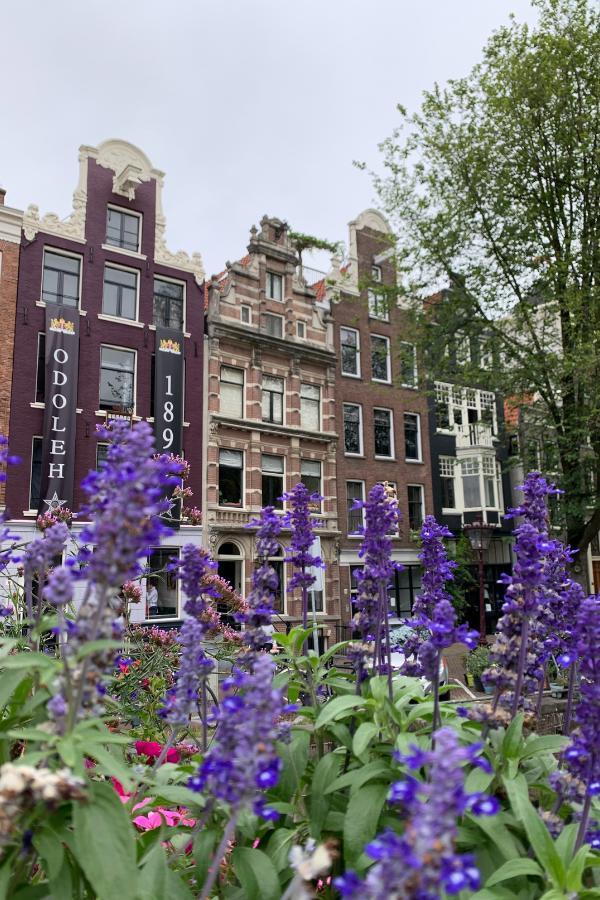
{"left": 105, "top": 206, "right": 141, "bottom": 253}
{"left": 153, "top": 278, "right": 185, "bottom": 330}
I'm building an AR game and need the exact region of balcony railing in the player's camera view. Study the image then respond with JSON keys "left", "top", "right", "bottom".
{"left": 455, "top": 423, "right": 495, "bottom": 449}
{"left": 296, "top": 265, "right": 327, "bottom": 288}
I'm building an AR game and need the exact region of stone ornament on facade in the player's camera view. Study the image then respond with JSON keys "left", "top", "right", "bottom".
{"left": 23, "top": 152, "right": 89, "bottom": 244}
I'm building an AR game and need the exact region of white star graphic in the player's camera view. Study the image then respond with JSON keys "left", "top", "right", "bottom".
{"left": 43, "top": 491, "right": 66, "bottom": 511}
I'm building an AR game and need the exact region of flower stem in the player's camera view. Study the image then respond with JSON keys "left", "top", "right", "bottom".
{"left": 199, "top": 810, "right": 238, "bottom": 900}
{"left": 511, "top": 616, "right": 530, "bottom": 718}
{"left": 563, "top": 663, "right": 577, "bottom": 735}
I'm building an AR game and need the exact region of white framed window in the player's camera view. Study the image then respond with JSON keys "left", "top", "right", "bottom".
{"left": 404, "top": 412, "right": 421, "bottom": 461}
{"left": 296, "top": 321, "right": 306, "bottom": 339}
{"left": 407, "top": 484, "right": 425, "bottom": 531}
{"left": 99, "top": 345, "right": 136, "bottom": 413}
{"left": 343, "top": 403, "right": 363, "bottom": 455}
{"left": 29, "top": 436, "right": 43, "bottom": 511}
{"left": 264, "top": 312, "right": 284, "bottom": 338}
{"left": 266, "top": 271, "right": 283, "bottom": 301}
{"left": 219, "top": 448, "right": 244, "bottom": 506}
{"left": 374, "top": 407, "right": 394, "bottom": 458}
{"left": 106, "top": 205, "right": 141, "bottom": 253}
{"left": 241, "top": 304, "right": 251, "bottom": 325}
{"left": 42, "top": 247, "right": 82, "bottom": 308}
{"left": 400, "top": 341, "right": 417, "bottom": 388}
{"left": 340, "top": 326, "right": 360, "bottom": 377}
{"left": 456, "top": 332, "right": 471, "bottom": 366}
{"left": 371, "top": 335, "right": 391, "bottom": 383}
{"left": 439, "top": 456, "right": 457, "bottom": 509}
{"left": 434, "top": 382, "right": 498, "bottom": 435}
{"left": 153, "top": 276, "right": 185, "bottom": 331}
{"left": 146, "top": 548, "right": 179, "bottom": 620}
{"left": 371, "top": 265, "right": 382, "bottom": 282}
{"left": 460, "top": 456, "right": 481, "bottom": 508}
{"left": 96, "top": 442, "right": 109, "bottom": 470}
{"left": 346, "top": 480, "right": 365, "bottom": 535}
{"left": 301, "top": 459, "right": 321, "bottom": 511}
{"left": 300, "top": 383, "right": 320, "bottom": 430}
{"left": 220, "top": 366, "right": 244, "bottom": 418}
{"left": 262, "top": 454, "right": 285, "bottom": 509}
{"left": 368, "top": 289, "right": 389, "bottom": 321}
{"left": 102, "top": 264, "right": 139, "bottom": 321}
{"left": 268, "top": 543, "right": 286, "bottom": 613}
{"left": 262, "top": 374, "right": 284, "bottom": 424}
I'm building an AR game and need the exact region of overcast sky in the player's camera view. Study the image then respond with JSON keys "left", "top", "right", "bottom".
{"left": 2, "top": 0, "right": 539, "bottom": 277}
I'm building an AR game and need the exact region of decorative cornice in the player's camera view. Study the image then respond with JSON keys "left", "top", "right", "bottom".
{"left": 23, "top": 151, "right": 88, "bottom": 243}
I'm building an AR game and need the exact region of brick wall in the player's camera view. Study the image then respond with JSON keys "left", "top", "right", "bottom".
{"left": 0, "top": 228, "right": 21, "bottom": 506}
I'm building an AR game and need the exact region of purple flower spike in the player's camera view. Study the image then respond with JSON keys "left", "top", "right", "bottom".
{"left": 281, "top": 483, "right": 323, "bottom": 631}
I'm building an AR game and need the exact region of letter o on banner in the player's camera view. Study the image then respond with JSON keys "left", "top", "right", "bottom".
{"left": 52, "top": 394, "right": 67, "bottom": 409}
{"left": 53, "top": 348, "right": 68, "bottom": 364}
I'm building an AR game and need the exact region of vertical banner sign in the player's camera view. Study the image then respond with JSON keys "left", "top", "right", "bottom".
{"left": 38, "top": 304, "right": 80, "bottom": 515}
{"left": 154, "top": 327, "right": 184, "bottom": 527}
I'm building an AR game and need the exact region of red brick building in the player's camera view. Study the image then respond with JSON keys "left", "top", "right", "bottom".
{"left": 0, "top": 190, "right": 23, "bottom": 507}
{"left": 324, "top": 210, "right": 434, "bottom": 629}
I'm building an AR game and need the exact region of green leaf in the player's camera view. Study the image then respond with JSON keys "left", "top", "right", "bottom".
{"left": 485, "top": 858, "right": 544, "bottom": 887}
{"left": 318, "top": 641, "right": 352, "bottom": 667}
{"left": 193, "top": 829, "right": 218, "bottom": 890}
{"left": 8, "top": 727, "right": 57, "bottom": 743}
{"left": 139, "top": 845, "right": 194, "bottom": 900}
{"left": 519, "top": 735, "right": 569, "bottom": 760}
{"left": 464, "top": 765, "right": 494, "bottom": 794}
{"left": 0, "top": 670, "right": 28, "bottom": 709}
{"left": 352, "top": 722, "right": 378, "bottom": 759}
{"left": 343, "top": 782, "right": 388, "bottom": 867}
{"left": 276, "top": 730, "right": 310, "bottom": 800}
{"left": 555, "top": 823, "right": 578, "bottom": 864}
{"left": 264, "top": 828, "right": 296, "bottom": 873}
{"left": 314, "top": 695, "right": 365, "bottom": 729}
{"left": 230, "top": 847, "right": 281, "bottom": 900}
{"left": 1, "top": 652, "right": 57, "bottom": 671}
{"left": 325, "top": 760, "right": 391, "bottom": 795}
{"left": 86, "top": 742, "right": 135, "bottom": 790}
{"left": 75, "top": 639, "right": 123, "bottom": 660}
{"left": 465, "top": 810, "right": 522, "bottom": 860}
{"left": 73, "top": 780, "right": 138, "bottom": 900}
{"left": 309, "top": 753, "right": 342, "bottom": 839}
{"left": 56, "top": 736, "right": 77, "bottom": 768}
{"left": 565, "top": 845, "right": 592, "bottom": 891}
{"left": 503, "top": 776, "right": 565, "bottom": 888}
{"left": 501, "top": 713, "right": 524, "bottom": 759}
{"left": 33, "top": 827, "right": 65, "bottom": 880}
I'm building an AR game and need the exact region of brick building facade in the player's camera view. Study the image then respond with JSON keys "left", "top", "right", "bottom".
{"left": 4, "top": 140, "right": 205, "bottom": 623}
{"left": 323, "top": 210, "right": 434, "bottom": 631}
{"left": 205, "top": 217, "right": 340, "bottom": 642}
{"left": 0, "top": 190, "right": 23, "bottom": 507}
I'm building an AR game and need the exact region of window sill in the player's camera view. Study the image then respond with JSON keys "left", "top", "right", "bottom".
{"left": 146, "top": 417, "right": 191, "bottom": 427}
{"left": 148, "top": 325, "right": 191, "bottom": 338}
{"left": 344, "top": 453, "right": 365, "bottom": 458}
{"left": 36, "top": 300, "right": 86, "bottom": 315}
{"left": 341, "top": 372, "right": 362, "bottom": 379}
{"left": 374, "top": 455, "right": 395, "bottom": 461}
{"left": 97, "top": 314, "right": 144, "bottom": 328}
{"left": 401, "top": 383, "right": 418, "bottom": 390}
{"left": 101, "top": 243, "right": 146, "bottom": 261}
{"left": 372, "top": 379, "right": 392, "bottom": 385}
{"left": 95, "top": 410, "right": 141, "bottom": 421}
{"left": 30, "top": 402, "right": 83, "bottom": 413}
{"left": 22, "top": 510, "right": 38, "bottom": 517}
{"left": 405, "top": 458, "right": 423, "bottom": 464}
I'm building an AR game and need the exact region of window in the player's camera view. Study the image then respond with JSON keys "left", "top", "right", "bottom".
{"left": 400, "top": 342, "right": 417, "bottom": 387}
{"left": 266, "top": 271, "right": 283, "bottom": 301}
{"left": 262, "top": 375, "right": 284, "bottom": 424}
{"left": 153, "top": 279, "right": 184, "bottom": 330}
{"left": 29, "top": 437, "right": 43, "bottom": 510}
{"left": 105, "top": 207, "right": 140, "bottom": 253}
{"left": 42, "top": 250, "right": 80, "bottom": 307}
{"left": 262, "top": 455, "right": 284, "bottom": 509}
{"left": 461, "top": 457, "right": 481, "bottom": 508}
{"left": 368, "top": 289, "right": 388, "bottom": 321}
{"left": 99, "top": 346, "right": 135, "bottom": 412}
{"left": 102, "top": 265, "right": 137, "bottom": 320}
{"left": 301, "top": 459, "right": 321, "bottom": 511}
{"left": 404, "top": 413, "right": 421, "bottom": 461}
{"left": 35, "top": 333, "right": 45, "bottom": 403}
{"left": 374, "top": 408, "right": 393, "bottom": 457}
{"left": 343, "top": 403, "right": 362, "bottom": 455}
{"left": 268, "top": 544, "right": 285, "bottom": 612}
{"left": 297, "top": 321, "right": 305, "bottom": 339}
{"left": 435, "top": 383, "right": 451, "bottom": 430}
{"left": 300, "top": 383, "right": 320, "bottom": 430}
{"left": 241, "top": 305, "right": 251, "bottom": 325}
{"left": 407, "top": 485, "right": 425, "bottom": 531}
{"left": 146, "top": 548, "right": 179, "bottom": 619}
{"left": 434, "top": 382, "right": 498, "bottom": 435}
{"left": 456, "top": 333, "right": 471, "bottom": 366}
{"left": 346, "top": 481, "right": 365, "bottom": 534}
{"left": 220, "top": 366, "right": 244, "bottom": 418}
{"left": 264, "top": 313, "right": 283, "bottom": 338}
{"left": 340, "top": 327, "right": 360, "bottom": 377}
{"left": 217, "top": 542, "right": 244, "bottom": 603}
{"left": 439, "top": 457, "right": 457, "bottom": 509}
{"left": 371, "top": 265, "right": 382, "bottom": 282}
{"left": 483, "top": 456, "right": 498, "bottom": 508}
{"left": 219, "top": 449, "right": 243, "bottom": 506}
{"left": 96, "top": 442, "right": 109, "bottom": 470}
{"left": 371, "top": 335, "right": 391, "bottom": 382}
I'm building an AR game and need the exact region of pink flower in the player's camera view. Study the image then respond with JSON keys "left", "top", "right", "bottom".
{"left": 133, "top": 807, "right": 195, "bottom": 831}
{"left": 134, "top": 740, "right": 181, "bottom": 764}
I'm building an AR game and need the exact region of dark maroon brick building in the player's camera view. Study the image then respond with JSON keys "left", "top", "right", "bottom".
{"left": 5, "top": 140, "right": 205, "bottom": 623}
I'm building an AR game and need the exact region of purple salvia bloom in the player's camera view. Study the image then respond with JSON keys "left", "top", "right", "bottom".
{"left": 43, "top": 565, "right": 74, "bottom": 607}
{"left": 237, "top": 507, "right": 282, "bottom": 651}
{"left": 335, "top": 728, "right": 496, "bottom": 899}
{"left": 282, "top": 483, "right": 323, "bottom": 629}
{"left": 188, "top": 653, "right": 288, "bottom": 818}
{"left": 19, "top": 522, "right": 70, "bottom": 575}
{"left": 78, "top": 421, "right": 183, "bottom": 587}
{"left": 412, "top": 517, "right": 457, "bottom": 621}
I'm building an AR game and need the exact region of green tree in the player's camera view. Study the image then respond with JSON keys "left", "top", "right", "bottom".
{"left": 368, "top": 0, "right": 600, "bottom": 569}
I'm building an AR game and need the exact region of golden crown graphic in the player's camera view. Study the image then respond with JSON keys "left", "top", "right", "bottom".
{"left": 49, "top": 317, "right": 75, "bottom": 334}
{"left": 159, "top": 338, "right": 181, "bottom": 354}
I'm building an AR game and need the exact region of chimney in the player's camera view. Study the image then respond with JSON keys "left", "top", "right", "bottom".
{"left": 0, "top": 188, "right": 5, "bottom": 206}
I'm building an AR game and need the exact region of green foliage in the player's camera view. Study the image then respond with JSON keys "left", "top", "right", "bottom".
{"left": 466, "top": 645, "right": 491, "bottom": 677}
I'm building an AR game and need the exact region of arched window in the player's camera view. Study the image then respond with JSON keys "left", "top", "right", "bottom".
{"left": 267, "top": 543, "right": 285, "bottom": 613}
{"left": 217, "top": 542, "right": 244, "bottom": 595}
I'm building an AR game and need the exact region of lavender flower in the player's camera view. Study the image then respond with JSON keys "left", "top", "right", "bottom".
{"left": 282, "top": 483, "right": 323, "bottom": 630}
{"left": 43, "top": 566, "right": 74, "bottom": 607}
{"left": 78, "top": 421, "right": 183, "bottom": 587}
{"left": 237, "top": 507, "right": 282, "bottom": 651}
{"left": 188, "top": 652, "right": 288, "bottom": 818}
{"left": 335, "top": 728, "right": 498, "bottom": 899}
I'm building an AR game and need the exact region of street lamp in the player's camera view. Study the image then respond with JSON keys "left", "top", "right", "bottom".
{"left": 463, "top": 521, "right": 496, "bottom": 645}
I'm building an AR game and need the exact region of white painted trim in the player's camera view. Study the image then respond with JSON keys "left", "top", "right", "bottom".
{"left": 373, "top": 406, "right": 395, "bottom": 459}
{"left": 105, "top": 204, "right": 143, "bottom": 254}
{"left": 153, "top": 272, "right": 187, "bottom": 333}
{"left": 41, "top": 245, "right": 84, "bottom": 311}
{"left": 404, "top": 411, "right": 422, "bottom": 463}
{"left": 371, "top": 333, "right": 391, "bottom": 384}
{"left": 98, "top": 343, "right": 138, "bottom": 416}
{"left": 101, "top": 243, "right": 147, "bottom": 261}
{"left": 97, "top": 314, "right": 144, "bottom": 329}
{"left": 101, "top": 259, "right": 141, "bottom": 323}
{"left": 342, "top": 402, "right": 363, "bottom": 456}
{"left": 340, "top": 325, "right": 361, "bottom": 378}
